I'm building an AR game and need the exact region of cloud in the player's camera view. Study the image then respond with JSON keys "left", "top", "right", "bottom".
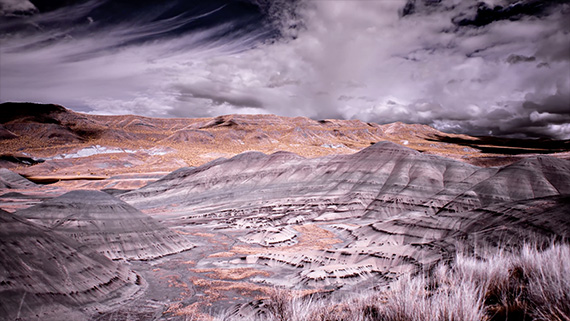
{"left": 0, "top": 0, "right": 36, "bottom": 15}
{"left": 264, "top": 0, "right": 570, "bottom": 138}
{"left": 0, "top": 0, "right": 569, "bottom": 139}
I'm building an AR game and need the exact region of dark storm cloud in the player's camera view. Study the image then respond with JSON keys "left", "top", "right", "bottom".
{"left": 176, "top": 82, "right": 265, "bottom": 109}
{"left": 451, "top": 0, "right": 564, "bottom": 27}
{"left": 0, "top": 0, "right": 37, "bottom": 16}
{"left": 0, "top": 0, "right": 569, "bottom": 138}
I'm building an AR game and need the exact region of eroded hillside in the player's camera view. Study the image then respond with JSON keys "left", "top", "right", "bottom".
{"left": 2, "top": 103, "right": 568, "bottom": 191}
{"left": 1, "top": 104, "right": 569, "bottom": 320}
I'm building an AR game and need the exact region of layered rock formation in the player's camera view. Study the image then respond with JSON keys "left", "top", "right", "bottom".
{"left": 447, "top": 194, "right": 570, "bottom": 247}
{"left": 121, "top": 142, "right": 570, "bottom": 287}
{"left": 16, "top": 190, "right": 194, "bottom": 261}
{"left": 123, "top": 142, "right": 570, "bottom": 219}
{"left": 2, "top": 105, "right": 569, "bottom": 318}
{"left": 0, "top": 209, "right": 143, "bottom": 320}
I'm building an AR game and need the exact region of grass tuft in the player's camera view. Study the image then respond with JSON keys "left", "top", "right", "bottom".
{"left": 217, "top": 243, "right": 570, "bottom": 321}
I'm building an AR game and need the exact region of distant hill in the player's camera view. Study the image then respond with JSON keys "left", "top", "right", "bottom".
{"left": 1, "top": 102, "right": 568, "bottom": 182}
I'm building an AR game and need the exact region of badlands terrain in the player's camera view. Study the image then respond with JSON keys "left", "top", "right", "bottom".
{"left": 1, "top": 102, "right": 569, "bottom": 320}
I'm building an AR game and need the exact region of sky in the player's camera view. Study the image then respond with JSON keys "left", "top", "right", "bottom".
{"left": 1, "top": 0, "right": 569, "bottom": 139}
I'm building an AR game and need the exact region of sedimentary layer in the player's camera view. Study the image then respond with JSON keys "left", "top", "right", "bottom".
{"left": 16, "top": 190, "right": 194, "bottom": 261}
{"left": 0, "top": 209, "right": 143, "bottom": 320}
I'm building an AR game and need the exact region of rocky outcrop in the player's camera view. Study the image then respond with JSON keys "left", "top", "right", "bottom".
{"left": 0, "top": 209, "right": 143, "bottom": 320}
{"left": 16, "top": 190, "right": 194, "bottom": 261}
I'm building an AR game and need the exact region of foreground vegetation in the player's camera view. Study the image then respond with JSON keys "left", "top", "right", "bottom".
{"left": 219, "top": 243, "right": 570, "bottom": 321}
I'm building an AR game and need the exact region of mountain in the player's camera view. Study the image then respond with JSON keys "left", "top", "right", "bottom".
{"left": 16, "top": 190, "right": 194, "bottom": 261}
{"left": 0, "top": 103, "right": 103, "bottom": 144}
{"left": 0, "top": 208, "right": 143, "bottom": 320}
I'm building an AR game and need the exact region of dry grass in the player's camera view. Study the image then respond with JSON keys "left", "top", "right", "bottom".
{"left": 189, "top": 277, "right": 274, "bottom": 304}
{"left": 216, "top": 243, "right": 570, "bottom": 321}
{"left": 208, "top": 251, "right": 238, "bottom": 258}
{"left": 191, "top": 268, "right": 271, "bottom": 280}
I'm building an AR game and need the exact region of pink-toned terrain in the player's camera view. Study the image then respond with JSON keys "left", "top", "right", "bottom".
{"left": 2, "top": 103, "right": 568, "bottom": 190}
{"left": 1, "top": 102, "right": 569, "bottom": 320}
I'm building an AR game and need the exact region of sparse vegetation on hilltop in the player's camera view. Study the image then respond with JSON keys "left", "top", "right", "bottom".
{"left": 5, "top": 102, "right": 569, "bottom": 180}
{"left": 218, "top": 243, "right": 570, "bottom": 321}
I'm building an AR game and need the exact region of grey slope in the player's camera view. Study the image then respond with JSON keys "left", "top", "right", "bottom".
{"left": 120, "top": 141, "right": 570, "bottom": 236}
{"left": 363, "top": 154, "right": 570, "bottom": 218}
{"left": 447, "top": 195, "right": 570, "bottom": 247}
{"left": 123, "top": 141, "right": 570, "bottom": 220}
{"left": 121, "top": 141, "right": 494, "bottom": 219}
{"left": 16, "top": 190, "right": 193, "bottom": 261}
{"left": 0, "top": 168, "right": 37, "bottom": 189}
{"left": 0, "top": 209, "right": 143, "bottom": 321}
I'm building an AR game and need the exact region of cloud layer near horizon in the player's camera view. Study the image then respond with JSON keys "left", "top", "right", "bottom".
{"left": 1, "top": 0, "right": 569, "bottom": 139}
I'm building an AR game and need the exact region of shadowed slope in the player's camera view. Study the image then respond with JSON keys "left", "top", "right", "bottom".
{"left": 0, "top": 209, "right": 143, "bottom": 320}
{"left": 0, "top": 124, "right": 18, "bottom": 140}
{"left": 363, "top": 155, "right": 570, "bottom": 218}
{"left": 0, "top": 103, "right": 67, "bottom": 124}
{"left": 0, "top": 168, "right": 37, "bottom": 189}
{"left": 0, "top": 103, "right": 103, "bottom": 144}
{"left": 447, "top": 195, "right": 570, "bottom": 247}
{"left": 16, "top": 190, "right": 193, "bottom": 260}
